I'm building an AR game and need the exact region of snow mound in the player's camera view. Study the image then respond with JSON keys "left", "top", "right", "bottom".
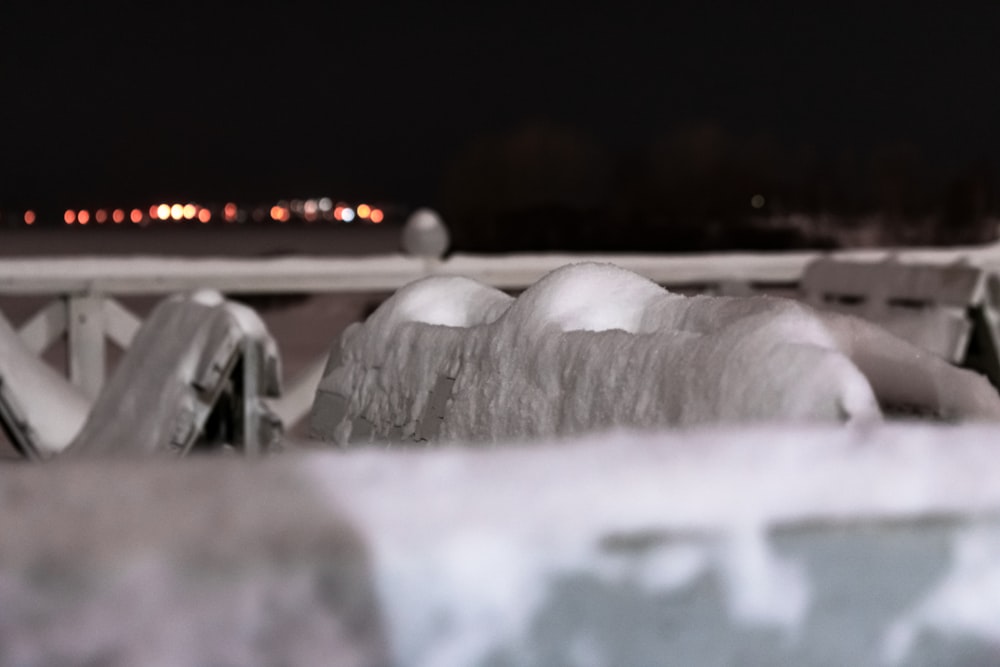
{"left": 314, "top": 262, "right": 894, "bottom": 445}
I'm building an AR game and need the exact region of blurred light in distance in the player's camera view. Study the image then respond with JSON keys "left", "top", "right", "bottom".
{"left": 304, "top": 199, "right": 318, "bottom": 215}
{"left": 170, "top": 204, "right": 184, "bottom": 221}
{"left": 130, "top": 208, "right": 143, "bottom": 224}
{"left": 341, "top": 207, "right": 355, "bottom": 222}
{"left": 370, "top": 208, "right": 384, "bottom": 223}
{"left": 224, "top": 202, "right": 237, "bottom": 221}
{"left": 64, "top": 210, "right": 76, "bottom": 224}
{"left": 112, "top": 209, "right": 125, "bottom": 223}
{"left": 149, "top": 205, "right": 158, "bottom": 219}
{"left": 182, "top": 203, "right": 197, "bottom": 220}
{"left": 78, "top": 210, "right": 90, "bottom": 225}
{"left": 751, "top": 194, "right": 765, "bottom": 209}
{"left": 156, "top": 204, "right": 170, "bottom": 220}
{"left": 356, "top": 203, "right": 371, "bottom": 219}
{"left": 198, "top": 208, "right": 211, "bottom": 223}
{"left": 318, "top": 197, "right": 332, "bottom": 212}
{"left": 270, "top": 205, "right": 290, "bottom": 222}
{"left": 95, "top": 209, "right": 108, "bottom": 223}
{"left": 23, "top": 210, "right": 36, "bottom": 225}
{"left": 333, "top": 206, "right": 344, "bottom": 221}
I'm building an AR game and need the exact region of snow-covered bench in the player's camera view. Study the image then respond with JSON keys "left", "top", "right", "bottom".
{"left": 310, "top": 263, "right": 1000, "bottom": 446}
{"left": 0, "top": 291, "right": 282, "bottom": 459}
{"left": 800, "top": 257, "right": 1000, "bottom": 385}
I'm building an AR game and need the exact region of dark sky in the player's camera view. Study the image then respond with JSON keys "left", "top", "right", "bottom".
{"left": 3, "top": 2, "right": 1000, "bottom": 210}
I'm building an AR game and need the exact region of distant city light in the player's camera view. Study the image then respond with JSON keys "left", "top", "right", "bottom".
{"left": 198, "top": 208, "right": 211, "bottom": 223}
{"left": 224, "top": 202, "right": 238, "bottom": 221}
{"left": 170, "top": 204, "right": 184, "bottom": 221}
{"left": 318, "top": 197, "right": 332, "bottom": 212}
{"left": 370, "top": 208, "right": 384, "bottom": 223}
{"left": 64, "top": 210, "right": 76, "bottom": 224}
{"left": 112, "top": 209, "right": 125, "bottom": 223}
{"left": 23, "top": 210, "right": 36, "bottom": 225}
{"left": 333, "top": 206, "right": 344, "bottom": 221}
{"left": 78, "top": 210, "right": 90, "bottom": 225}
{"left": 182, "top": 203, "right": 197, "bottom": 220}
{"left": 751, "top": 194, "right": 766, "bottom": 209}
{"left": 357, "top": 203, "right": 371, "bottom": 219}
{"left": 269, "top": 205, "right": 290, "bottom": 222}
{"left": 130, "top": 208, "right": 143, "bottom": 224}
{"left": 156, "top": 204, "right": 170, "bottom": 220}
{"left": 95, "top": 209, "right": 108, "bottom": 224}
{"left": 341, "top": 207, "right": 356, "bottom": 222}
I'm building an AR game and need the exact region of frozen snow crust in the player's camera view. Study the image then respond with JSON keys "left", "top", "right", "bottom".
{"left": 320, "top": 262, "right": 913, "bottom": 444}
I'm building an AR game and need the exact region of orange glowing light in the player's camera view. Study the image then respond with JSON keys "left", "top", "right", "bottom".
{"left": 112, "top": 209, "right": 125, "bottom": 223}
{"left": 78, "top": 210, "right": 90, "bottom": 225}
{"left": 130, "top": 208, "right": 143, "bottom": 224}
{"left": 95, "top": 209, "right": 108, "bottom": 223}
{"left": 64, "top": 210, "right": 76, "bottom": 224}
{"left": 198, "top": 208, "right": 211, "bottom": 223}
{"left": 270, "top": 206, "right": 282, "bottom": 221}
{"left": 357, "top": 203, "right": 372, "bottom": 219}
{"left": 224, "top": 202, "right": 237, "bottom": 221}
{"left": 182, "top": 204, "right": 197, "bottom": 220}
{"left": 23, "top": 210, "right": 36, "bottom": 225}
{"left": 156, "top": 204, "right": 170, "bottom": 220}
{"left": 170, "top": 204, "right": 184, "bottom": 221}
{"left": 370, "top": 208, "right": 384, "bottom": 223}
{"left": 333, "top": 206, "right": 344, "bottom": 221}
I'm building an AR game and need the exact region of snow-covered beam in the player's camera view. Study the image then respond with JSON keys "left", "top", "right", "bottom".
{"left": 1, "top": 425, "right": 999, "bottom": 666}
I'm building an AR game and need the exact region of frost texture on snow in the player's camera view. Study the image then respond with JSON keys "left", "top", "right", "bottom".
{"left": 315, "top": 261, "right": 1000, "bottom": 446}
{"left": 317, "top": 262, "right": 886, "bottom": 445}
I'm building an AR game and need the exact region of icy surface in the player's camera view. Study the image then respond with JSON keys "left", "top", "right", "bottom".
{"left": 319, "top": 262, "right": 1000, "bottom": 446}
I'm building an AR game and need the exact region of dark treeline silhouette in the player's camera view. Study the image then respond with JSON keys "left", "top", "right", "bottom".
{"left": 441, "top": 122, "right": 998, "bottom": 253}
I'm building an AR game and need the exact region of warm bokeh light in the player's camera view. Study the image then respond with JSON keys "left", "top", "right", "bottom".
{"left": 198, "top": 208, "right": 211, "bottom": 223}
{"left": 269, "top": 205, "right": 291, "bottom": 222}
{"left": 333, "top": 206, "right": 344, "bottom": 221}
{"left": 224, "top": 202, "right": 237, "bottom": 221}
{"left": 156, "top": 204, "right": 170, "bottom": 220}
{"left": 23, "top": 210, "right": 36, "bottom": 225}
{"left": 357, "top": 203, "right": 371, "bottom": 219}
{"left": 318, "top": 197, "right": 332, "bottom": 212}
{"left": 130, "top": 208, "right": 143, "bottom": 224}
{"left": 78, "top": 210, "right": 90, "bottom": 225}
{"left": 182, "top": 203, "right": 197, "bottom": 220}
{"left": 64, "top": 210, "right": 76, "bottom": 224}
{"left": 370, "top": 208, "right": 384, "bottom": 223}
{"left": 95, "top": 209, "right": 108, "bottom": 223}
{"left": 112, "top": 208, "right": 125, "bottom": 223}
{"left": 170, "top": 204, "right": 184, "bottom": 221}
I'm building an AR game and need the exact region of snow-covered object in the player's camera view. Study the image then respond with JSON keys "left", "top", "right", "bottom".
{"left": 4, "top": 424, "right": 1000, "bottom": 666}
{"left": 402, "top": 208, "right": 450, "bottom": 259}
{"left": 0, "top": 312, "right": 90, "bottom": 455}
{"left": 64, "top": 290, "right": 282, "bottom": 457}
{"left": 313, "top": 262, "right": 1000, "bottom": 445}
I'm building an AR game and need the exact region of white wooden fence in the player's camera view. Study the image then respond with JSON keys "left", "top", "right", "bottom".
{"left": 3, "top": 242, "right": 1000, "bottom": 429}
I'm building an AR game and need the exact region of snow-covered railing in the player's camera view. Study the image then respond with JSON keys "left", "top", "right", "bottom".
{"left": 2, "top": 425, "right": 999, "bottom": 666}
{"left": 3, "top": 241, "right": 1000, "bottom": 430}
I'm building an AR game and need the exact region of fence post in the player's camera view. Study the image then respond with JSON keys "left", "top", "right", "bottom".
{"left": 66, "top": 294, "right": 106, "bottom": 400}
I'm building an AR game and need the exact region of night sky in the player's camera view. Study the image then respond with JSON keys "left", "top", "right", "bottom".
{"left": 4, "top": 2, "right": 1000, "bottom": 211}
